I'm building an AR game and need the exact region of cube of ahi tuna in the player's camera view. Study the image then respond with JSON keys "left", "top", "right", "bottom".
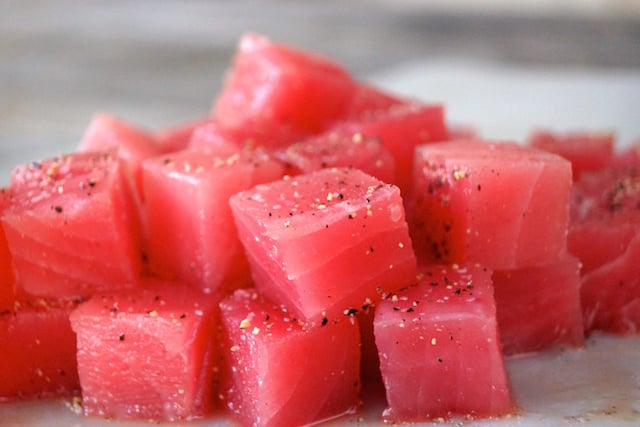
{"left": 229, "top": 167, "right": 417, "bottom": 323}
{"left": 219, "top": 289, "right": 361, "bottom": 427}
{"left": 528, "top": 129, "right": 615, "bottom": 178}
{"left": 569, "top": 165, "right": 640, "bottom": 333}
{"left": 78, "top": 112, "right": 162, "bottom": 200}
{"left": 142, "top": 146, "right": 284, "bottom": 293}
{"left": 581, "top": 233, "right": 640, "bottom": 334}
{"left": 0, "top": 188, "right": 16, "bottom": 311}
{"left": 344, "top": 82, "right": 405, "bottom": 119}
{"left": 374, "top": 264, "right": 511, "bottom": 422}
{"left": 2, "top": 152, "right": 143, "bottom": 299}
{"left": 279, "top": 130, "right": 396, "bottom": 184}
{"left": 332, "top": 103, "right": 448, "bottom": 195}
{"left": 213, "top": 33, "right": 356, "bottom": 134}
{"left": 69, "top": 281, "right": 220, "bottom": 421}
{"left": 154, "top": 117, "right": 209, "bottom": 153}
{"left": 408, "top": 141, "right": 572, "bottom": 269}
{"left": 493, "top": 255, "right": 584, "bottom": 355}
{"left": 0, "top": 298, "right": 80, "bottom": 400}
{"left": 189, "top": 118, "right": 308, "bottom": 152}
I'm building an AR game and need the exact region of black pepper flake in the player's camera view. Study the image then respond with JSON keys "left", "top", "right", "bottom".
{"left": 180, "top": 313, "right": 187, "bottom": 319}
{"left": 406, "top": 307, "right": 415, "bottom": 313}
{"left": 321, "top": 317, "right": 328, "bottom": 326}
{"left": 52, "top": 205, "right": 63, "bottom": 213}
{"left": 477, "top": 184, "right": 482, "bottom": 191}
{"left": 393, "top": 307, "right": 400, "bottom": 312}
{"left": 118, "top": 333, "right": 125, "bottom": 341}
{"left": 348, "top": 213, "right": 355, "bottom": 219}
{"left": 437, "top": 358, "right": 443, "bottom": 363}
{"left": 344, "top": 308, "right": 358, "bottom": 317}
{"left": 454, "top": 288, "right": 461, "bottom": 295}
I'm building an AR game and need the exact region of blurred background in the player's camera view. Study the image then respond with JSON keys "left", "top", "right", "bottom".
{"left": 1, "top": 0, "right": 640, "bottom": 184}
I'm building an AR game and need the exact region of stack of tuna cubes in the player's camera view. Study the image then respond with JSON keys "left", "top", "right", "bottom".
{"left": 3, "top": 32, "right": 638, "bottom": 427}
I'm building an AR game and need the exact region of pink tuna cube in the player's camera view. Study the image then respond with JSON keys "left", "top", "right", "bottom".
{"left": 581, "top": 233, "right": 640, "bottom": 334}
{"left": 213, "top": 33, "right": 356, "bottom": 134}
{"left": 219, "top": 288, "right": 361, "bottom": 427}
{"left": 528, "top": 129, "right": 615, "bottom": 178}
{"left": 142, "top": 146, "right": 284, "bottom": 293}
{"left": 78, "top": 112, "right": 162, "bottom": 201}
{"left": 408, "top": 140, "right": 572, "bottom": 269}
{"left": 279, "top": 130, "right": 396, "bottom": 184}
{"left": 69, "top": 281, "right": 220, "bottom": 421}
{"left": 2, "top": 152, "right": 143, "bottom": 299}
{"left": 0, "top": 298, "right": 80, "bottom": 400}
{"left": 569, "top": 165, "right": 640, "bottom": 333}
{"left": 493, "top": 255, "right": 585, "bottom": 355}
{"left": 229, "top": 167, "right": 417, "bottom": 323}
{"left": 332, "top": 102, "right": 448, "bottom": 195}
{"left": 374, "top": 264, "right": 511, "bottom": 422}
{"left": 0, "top": 188, "right": 16, "bottom": 311}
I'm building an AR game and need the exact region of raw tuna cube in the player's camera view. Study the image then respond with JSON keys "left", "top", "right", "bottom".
{"left": 154, "top": 117, "right": 209, "bottom": 153}
{"left": 528, "top": 129, "right": 615, "bottom": 178}
{"left": 613, "top": 139, "right": 640, "bottom": 167}
{"left": 568, "top": 220, "right": 636, "bottom": 275}
{"left": 447, "top": 123, "right": 480, "bottom": 140}
{"left": 333, "top": 103, "right": 448, "bottom": 194}
{"left": 581, "top": 233, "right": 640, "bottom": 334}
{"left": 408, "top": 141, "right": 572, "bottom": 269}
{"left": 78, "top": 112, "right": 162, "bottom": 199}
{"left": 374, "top": 264, "right": 511, "bottom": 422}
{"left": 493, "top": 255, "right": 584, "bottom": 355}
{"left": 0, "top": 298, "right": 80, "bottom": 401}
{"left": 142, "top": 146, "right": 284, "bottom": 293}
{"left": 188, "top": 118, "right": 307, "bottom": 152}
{"left": 278, "top": 130, "right": 396, "bottom": 184}
{"left": 569, "top": 165, "right": 640, "bottom": 333}
{"left": 213, "top": 33, "right": 356, "bottom": 134}
{"left": 69, "top": 281, "right": 220, "bottom": 421}
{"left": 2, "top": 152, "right": 143, "bottom": 299}
{"left": 229, "top": 167, "right": 417, "bottom": 322}
{"left": 569, "top": 165, "right": 640, "bottom": 272}
{"left": 0, "top": 188, "right": 16, "bottom": 310}
{"left": 219, "top": 288, "right": 361, "bottom": 427}
{"left": 345, "top": 82, "right": 404, "bottom": 119}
